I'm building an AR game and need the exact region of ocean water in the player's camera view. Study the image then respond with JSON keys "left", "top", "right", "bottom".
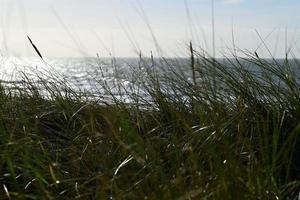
{"left": 0, "top": 57, "right": 180, "bottom": 101}
{"left": 0, "top": 56, "right": 299, "bottom": 101}
{"left": 0, "top": 57, "right": 135, "bottom": 91}
{"left": 0, "top": 56, "right": 189, "bottom": 81}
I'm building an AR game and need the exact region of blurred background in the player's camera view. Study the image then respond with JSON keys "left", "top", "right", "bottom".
{"left": 0, "top": 0, "right": 299, "bottom": 58}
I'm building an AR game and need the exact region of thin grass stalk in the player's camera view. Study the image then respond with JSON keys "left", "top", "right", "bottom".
{"left": 190, "top": 41, "right": 196, "bottom": 86}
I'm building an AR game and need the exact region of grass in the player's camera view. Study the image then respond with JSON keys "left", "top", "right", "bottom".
{"left": 0, "top": 50, "right": 300, "bottom": 199}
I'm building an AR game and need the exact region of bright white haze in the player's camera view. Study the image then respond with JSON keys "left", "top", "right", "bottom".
{"left": 0, "top": 0, "right": 300, "bottom": 58}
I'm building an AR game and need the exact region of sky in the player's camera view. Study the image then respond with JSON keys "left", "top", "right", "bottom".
{"left": 0, "top": 0, "right": 300, "bottom": 58}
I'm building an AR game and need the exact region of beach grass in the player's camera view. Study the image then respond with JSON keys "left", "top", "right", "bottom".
{"left": 0, "top": 51, "right": 300, "bottom": 199}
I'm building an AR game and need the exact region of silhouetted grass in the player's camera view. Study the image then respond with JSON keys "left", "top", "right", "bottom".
{"left": 0, "top": 51, "right": 300, "bottom": 199}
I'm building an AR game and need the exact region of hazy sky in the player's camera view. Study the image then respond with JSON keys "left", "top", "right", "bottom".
{"left": 0, "top": 0, "right": 300, "bottom": 58}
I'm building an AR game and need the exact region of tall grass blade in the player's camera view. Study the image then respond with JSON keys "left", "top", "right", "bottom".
{"left": 27, "top": 35, "right": 43, "bottom": 59}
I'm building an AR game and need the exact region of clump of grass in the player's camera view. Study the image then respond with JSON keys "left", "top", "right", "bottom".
{"left": 0, "top": 49, "right": 300, "bottom": 199}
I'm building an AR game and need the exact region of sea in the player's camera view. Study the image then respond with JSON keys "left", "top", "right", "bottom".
{"left": 0, "top": 57, "right": 186, "bottom": 101}
{"left": 0, "top": 56, "right": 298, "bottom": 102}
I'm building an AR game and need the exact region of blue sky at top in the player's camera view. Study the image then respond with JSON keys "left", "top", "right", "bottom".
{"left": 0, "top": 0, "right": 299, "bottom": 58}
